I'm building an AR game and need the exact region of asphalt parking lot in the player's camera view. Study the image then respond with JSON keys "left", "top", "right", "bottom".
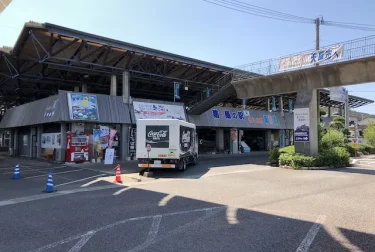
{"left": 1, "top": 155, "right": 375, "bottom": 252}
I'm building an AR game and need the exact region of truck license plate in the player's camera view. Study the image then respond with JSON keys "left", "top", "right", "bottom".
{"left": 154, "top": 160, "right": 161, "bottom": 165}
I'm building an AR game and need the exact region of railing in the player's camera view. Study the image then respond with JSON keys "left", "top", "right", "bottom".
{"left": 233, "top": 34, "right": 375, "bottom": 80}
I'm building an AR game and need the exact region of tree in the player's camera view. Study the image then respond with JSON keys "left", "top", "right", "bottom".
{"left": 343, "top": 128, "right": 351, "bottom": 139}
{"left": 364, "top": 121, "right": 375, "bottom": 146}
{"left": 319, "top": 108, "right": 327, "bottom": 117}
{"left": 330, "top": 116, "right": 345, "bottom": 130}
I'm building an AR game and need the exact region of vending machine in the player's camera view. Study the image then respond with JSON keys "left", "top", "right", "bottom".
{"left": 66, "top": 133, "right": 89, "bottom": 162}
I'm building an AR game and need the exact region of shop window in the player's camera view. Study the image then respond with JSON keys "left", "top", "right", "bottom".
{"left": 23, "top": 135, "right": 28, "bottom": 146}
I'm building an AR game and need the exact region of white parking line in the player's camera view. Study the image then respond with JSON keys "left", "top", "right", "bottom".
{"left": 23, "top": 169, "right": 83, "bottom": 179}
{"left": 295, "top": 215, "right": 327, "bottom": 252}
{"left": 68, "top": 231, "right": 96, "bottom": 252}
{"left": 55, "top": 174, "right": 105, "bottom": 187}
{"left": 145, "top": 216, "right": 162, "bottom": 243}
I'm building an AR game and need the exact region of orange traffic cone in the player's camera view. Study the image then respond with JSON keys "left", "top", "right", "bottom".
{"left": 114, "top": 164, "right": 122, "bottom": 183}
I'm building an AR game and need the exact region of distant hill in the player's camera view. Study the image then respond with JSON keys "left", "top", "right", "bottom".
{"left": 349, "top": 110, "right": 375, "bottom": 120}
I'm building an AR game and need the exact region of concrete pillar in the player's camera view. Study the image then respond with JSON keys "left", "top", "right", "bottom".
{"left": 59, "top": 123, "right": 67, "bottom": 162}
{"left": 294, "top": 89, "right": 319, "bottom": 156}
{"left": 328, "top": 106, "right": 331, "bottom": 117}
{"left": 36, "top": 125, "right": 42, "bottom": 158}
{"left": 82, "top": 84, "right": 88, "bottom": 93}
{"left": 216, "top": 128, "right": 224, "bottom": 151}
{"left": 74, "top": 86, "right": 80, "bottom": 92}
{"left": 122, "top": 71, "right": 130, "bottom": 103}
{"left": 14, "top": 128, "right": 18, "bottom": 156}
{"left": 9, "top": 130, "right": 14, "bottom": 154}
{"left": 110, "top": 75, "right": 117, "bottom": 96}
{"left": 267, "top": 97, "right": 271, "bottom": 111}
{"left": 121, "top": 124, "right": 129, "bottom": 161}
{"left": 339, "top": 106, "right": 343, "bottom": 116}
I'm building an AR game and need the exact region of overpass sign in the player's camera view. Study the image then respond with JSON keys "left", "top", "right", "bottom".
{"left": 279, "top": 45, "right": 344, "bottom": 71}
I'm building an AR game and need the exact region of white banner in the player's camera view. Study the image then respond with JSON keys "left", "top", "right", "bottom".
{"left": 294, "top": 108, "right": 310, "bottom": 142}
{"left": 104, "top": 148, "right": 115, "bottom": 165}
{"left": 41, "top": 133, "right": 62, "bottom": 149}
{"left": 279, "top": 45, "right": 344, "bottom": 71}
{"left": 330, "top": 87, "right": 346, "bottom": 103}
{"left": 133, "top": 101, "right": 186, "bottom": 121}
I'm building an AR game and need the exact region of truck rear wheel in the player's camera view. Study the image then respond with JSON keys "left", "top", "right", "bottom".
{"left": 177, "top": 159, "right": 186, "bottom": 172}
{"left": 192, "top": 154, "right": 198, "bottom": 165}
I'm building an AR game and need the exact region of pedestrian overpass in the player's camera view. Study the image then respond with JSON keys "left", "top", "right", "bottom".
{"left": 188, "top": 35, "right": 375, "bottom": 114}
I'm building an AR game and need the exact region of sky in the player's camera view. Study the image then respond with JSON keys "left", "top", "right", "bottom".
{"left": 1, "top": 0, "right": 375, "bottom": 113}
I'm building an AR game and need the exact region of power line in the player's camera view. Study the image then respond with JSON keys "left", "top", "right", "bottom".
{"left": 202, "top": 0, "right": 314, "bottom": 24}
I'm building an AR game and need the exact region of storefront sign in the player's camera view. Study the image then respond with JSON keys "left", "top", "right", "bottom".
{"left": 44, "top": 100, "right": 58, "bottom": 118}
{"left": 104, "top": 148, "right": 115, "bottom": 165}
{"left": 41, "top": 133, "right": 61, "bottom": 149}
{"left": 279, "top": 45, "right": 344, "bottom": 71}
{"left": 133, "top": 101, "right": 186, "bottom": 121}
{"left": 146, "top": 125, "right": 169, "bottom": 148}
{"left": 294, "top": 108, "right": 310, "bottom": 142}
{"left": 330, "top": 87, "right": 346, "bottom": 103}
{"left": 212, "top": 109, "right": 279, "bottom": 126}
{"left": 93, "top": 129, "right": 101, "bottom": 154}
{"left": 67, "top": 93, "right": 99, "bottom": 121}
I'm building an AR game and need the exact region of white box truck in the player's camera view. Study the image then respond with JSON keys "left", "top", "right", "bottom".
{"left": 136, "top": 119, "right": 198, "bottom": 171}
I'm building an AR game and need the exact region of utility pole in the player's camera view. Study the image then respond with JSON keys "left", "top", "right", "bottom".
{"left": 315, "top": 17, "right": 320, "bottom": 51}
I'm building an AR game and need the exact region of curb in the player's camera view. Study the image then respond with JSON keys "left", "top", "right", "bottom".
{"left": 280, "top": 165, "right": 345, "bottom": 170}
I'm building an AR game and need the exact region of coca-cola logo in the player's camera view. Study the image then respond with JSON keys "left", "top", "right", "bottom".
{"left": 148, "top": 130, "right": 167, "bottom": 140}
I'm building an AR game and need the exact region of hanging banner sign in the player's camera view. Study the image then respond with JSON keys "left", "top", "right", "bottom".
{"left": 174, "top": 82, "right": 181, "bottom": 100}
{"left": 330, "top": 87, "right": 346, "bottom": 103}
{"left": 133, "top": 101, "right": 186, "bottom": 121}
{"left": 294, "top": 108, "right": 310, "bottom": 142}
{"left": 279, "top": 45, "right": 344, "bottom": 71}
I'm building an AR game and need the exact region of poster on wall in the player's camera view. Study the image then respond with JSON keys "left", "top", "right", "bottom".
{"left": 41, "top": 133, "right": 61, "bottom": 149}
{"left": 100, "top": 126, "right": 109, "bottom": 149}
{"left": 133, "top": 101, "right": 186, "bottom": 121}
{"left": 129, "top": 128, "right": 136, "bottom": 154}
{"left": 67, "top": 93, "right": 99, "bottom": 121}
{"left": 294, "top": 108, "right": 310, "bottom": 142}
{"left": 93, "top": 129, "right": 102, "bottom": 154}
{"left": 145, "top": 125, "right": 169, "bottom": 148}
{"left": 180, "top": 126, "right": 193, "bottom": 154}
{"left": 108, "top": 129, "right": 117, "bottom": 149}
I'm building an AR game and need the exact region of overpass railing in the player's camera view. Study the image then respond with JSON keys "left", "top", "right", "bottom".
{"left": 233, "top": 34, "right": 375, "bottom": 81}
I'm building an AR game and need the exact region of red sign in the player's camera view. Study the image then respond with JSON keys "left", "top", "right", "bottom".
{"left": 146, "top": 144, "right": 151, "bottom": 152}
{"left": 352, "top": 138, "right": 358, "bottom": 144}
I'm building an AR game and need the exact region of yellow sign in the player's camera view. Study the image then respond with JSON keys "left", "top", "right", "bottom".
{"left": 353, "top": 143, "right": 358, "bottom": 149}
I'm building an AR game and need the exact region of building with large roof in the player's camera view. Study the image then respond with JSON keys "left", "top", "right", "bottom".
{"left": 0, "top": 22, "right": 373, "bottom": 162}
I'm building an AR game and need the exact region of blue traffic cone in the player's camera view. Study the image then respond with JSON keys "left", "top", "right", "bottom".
{"left": 44, "top": 170, "right": 55, "bottom": 193}
{"left": 12, "top": 164, "right": 21, "bottom": 179}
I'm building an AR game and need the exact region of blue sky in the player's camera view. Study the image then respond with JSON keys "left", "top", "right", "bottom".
{"left": 1, "top": 0, "right": 375, "bottom": 113}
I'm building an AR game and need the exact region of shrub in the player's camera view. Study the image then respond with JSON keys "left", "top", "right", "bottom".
{"left": 364, "top": 121, "right": 375, "bottom": 146}
{"left": 279, "top": 153, "right": 293, "bottom": 166}
{"left": 345, "top": 143, "right": 375, "bottom": 157}
{"left": 321, "top": 129, "right": 345, "bottom": 149}
{"left": 316, "top": 147, "right": 350, "bottom": 168}
{"left": 291, "top": 154, "right": 315, "bottom": 169}
{"left": 279, "top": 145, "right": 294, "bottom": 155}
{"left": 269, "top": 148, "right": 280, "bottom": 166}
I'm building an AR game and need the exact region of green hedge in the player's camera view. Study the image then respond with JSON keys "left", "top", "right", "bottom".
{"left": 278, "top": 147, "right": 350, "bottom": 169}
{"left": 269, "top": 148, "right": 280, "bottom": 166}
{"left": 279, "top": 146, "right": 294, "bottom": 155}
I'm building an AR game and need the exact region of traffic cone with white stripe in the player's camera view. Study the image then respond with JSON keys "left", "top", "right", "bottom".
{"left": 12, "top": 164, "right": 21, "bottom": 179}
{"left": 44, "top": 170, "right": 55, "bottom": 193}
{"left": 114, "top": 164, "right": 122, "bottom": 183}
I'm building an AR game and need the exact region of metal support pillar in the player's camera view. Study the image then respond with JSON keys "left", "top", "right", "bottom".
{"left": 122, "top": 71, "right": 130, "bottom": 103}
{"left": 30, "top": 127, "right": 36, "bottom": 158}
{"left": 279, "top": 96, "right": 284, "bottom": 116}
{"left": 110, "top": 75, "right": 117, "bottom": 96}
{"left": 294, "top": 89, "right": 319, "bottom": 156}
{"left": 267, "top": 97, "right": 271, "bottom": 111}
{"left": 345, "top": 89, "right": 349, "bottom": 128}
{"left": 36, "top": 125, "right": 42, "bottom": 158}
{"left": 14, "top": 128, "right": 18, "bottom": 156}
{"left": 328, "top": 106, "right": 331, "bottom": 118}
